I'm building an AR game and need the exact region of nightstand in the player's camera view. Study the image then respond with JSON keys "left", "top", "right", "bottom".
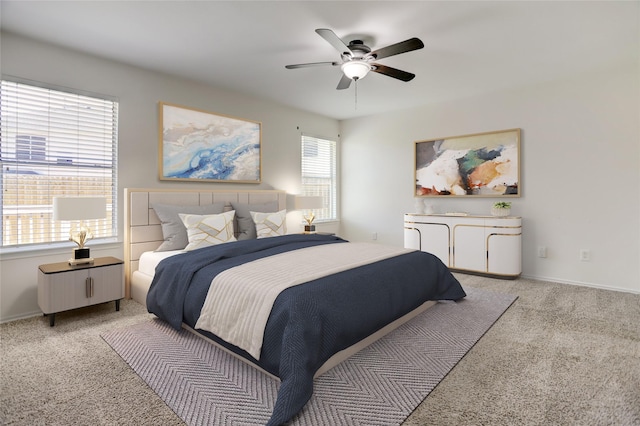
{"left": 37, "top": 256, "right": 124, "bottom": 326}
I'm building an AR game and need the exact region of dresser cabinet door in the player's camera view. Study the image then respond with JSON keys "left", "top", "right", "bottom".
{"left": 452, "top": 222, "right": 486, "bottom": 272}
{"left": 486, "top": 229, "right": 522, "bottom": 276}
{"left": 404, "top": 227, "right": 421, "bottom": 251}
{"left": 39, "top": 269, "right": 91, "bottom": 313}
{"left": 404, "top": 221, "right": 450, "bottom": 266}
{"left": 90, "top": 264, "right": 124, "bottom": 305}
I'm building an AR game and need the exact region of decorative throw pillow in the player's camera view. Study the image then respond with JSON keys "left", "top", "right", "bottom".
{"left": 230, "top": 201, "right": 279, "bottom": 240}
{"left": 179, "top": 210, "right": 237, "bottom": 251}
{"left": 152, "top": 202, "right": 226, "bottom": 251}
{"left": 250, "top": 209, "right": 287, "bottom": 238}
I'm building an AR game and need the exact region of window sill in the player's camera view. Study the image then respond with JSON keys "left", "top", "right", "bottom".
{"left": 314, "top": 219, "right": 340, "bottom": 225}
{"left": 0, "top": 238, "right": 121, "bottom": 261}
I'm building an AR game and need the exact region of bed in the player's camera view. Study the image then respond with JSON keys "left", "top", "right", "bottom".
{"left": 124, "top": 188, "right": 466, "bottom": 425}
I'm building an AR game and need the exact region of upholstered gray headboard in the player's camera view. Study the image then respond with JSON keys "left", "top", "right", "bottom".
{"left": 123, "top": 188, "right": 286, "bottom": 298}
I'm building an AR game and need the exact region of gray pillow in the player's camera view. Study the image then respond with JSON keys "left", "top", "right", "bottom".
{"left": 152, "top": 202, "right": 225, "bottom": 251}
{"left": 231, "top": 201, "right": 279, "bottom": 240}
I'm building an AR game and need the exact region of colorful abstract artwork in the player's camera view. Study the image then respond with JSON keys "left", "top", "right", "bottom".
{"left": 415, "top": 128, "right": 520, "bottom": 197}
{"left": 159, "top": 102, "right": 261, "bottom": 183}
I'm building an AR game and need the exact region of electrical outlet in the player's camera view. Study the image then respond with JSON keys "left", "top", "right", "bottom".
{"left": 580, "top": 249, "right": 591, "bottom": 262}
{"left": 537, "top": 246, "right": 547, "bottom": 258}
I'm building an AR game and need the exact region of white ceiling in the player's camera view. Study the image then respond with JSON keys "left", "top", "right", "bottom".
{"left": 1, "top": 1, "right": 638, "bottom": 120}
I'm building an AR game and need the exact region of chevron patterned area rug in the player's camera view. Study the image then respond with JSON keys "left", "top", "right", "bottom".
{"left": 101, "top": 287, "right": 516, "bottom": 425}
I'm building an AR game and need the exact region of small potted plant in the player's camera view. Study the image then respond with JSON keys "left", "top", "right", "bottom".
{"left": 491, "top": 201, "right": 511, "bottom": 217}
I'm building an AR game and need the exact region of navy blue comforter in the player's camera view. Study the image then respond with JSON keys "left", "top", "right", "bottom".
{"left": 147, "top": 234, "right": 465, "bottom": 425}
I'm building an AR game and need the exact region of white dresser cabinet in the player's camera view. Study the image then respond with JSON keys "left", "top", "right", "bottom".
{"left": 404, "top": 214, "right": 522, "bottom": 278}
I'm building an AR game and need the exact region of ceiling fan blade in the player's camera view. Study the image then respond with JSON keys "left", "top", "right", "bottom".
{"left": 371, "top": 64, "right": 416, "bottom": 82}
{"left": 370, "top": 37, "right": 424, "bottom": 60}
{"left": 285, "top": 61, "right": 340, "bottom": 69}
{"left": 336, "top": 74, "right": 352, "bottom": 90}
{"left": 316, "top": 28, "right": 353, "bottom": 55}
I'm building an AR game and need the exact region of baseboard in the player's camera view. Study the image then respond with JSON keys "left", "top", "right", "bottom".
{"left": 0, "top": 310, "right": 42, "bottom": 324}
{"left": 519, "top": 273, "right": 640, "bottom": 295}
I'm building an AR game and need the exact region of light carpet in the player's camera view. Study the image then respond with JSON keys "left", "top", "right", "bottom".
{"left": 101, "top": 287, "right": 516, "bottom": 425}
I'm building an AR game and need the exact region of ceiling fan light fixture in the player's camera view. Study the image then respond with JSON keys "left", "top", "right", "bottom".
{"left": 286, "top": 29, "right": 423, "bottom": 90}
{"left": 341, "top": 61, "right": 371, "bottom": 80}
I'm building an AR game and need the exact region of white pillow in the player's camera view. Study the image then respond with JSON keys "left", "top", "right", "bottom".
{"left": 179, "top": 210, "right": 237, "bottom": 251}
{"left": 250, "top": 209, "right": 287, "bottom": 238}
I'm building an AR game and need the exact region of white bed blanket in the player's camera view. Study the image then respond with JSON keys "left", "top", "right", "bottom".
{"left": 195, "top": 242, "right": 412, "bottom": 359}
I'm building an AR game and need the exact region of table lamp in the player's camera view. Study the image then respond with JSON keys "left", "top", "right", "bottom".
{"left": 295, "top": 196, "right": 324, "bottom": 233}
{"left": 53, "top": 196, "right": 106, "bottom": 265}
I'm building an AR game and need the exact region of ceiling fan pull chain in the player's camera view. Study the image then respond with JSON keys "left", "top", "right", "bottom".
{"left": 354, "top": 78, "right": 358, "bottom": 110}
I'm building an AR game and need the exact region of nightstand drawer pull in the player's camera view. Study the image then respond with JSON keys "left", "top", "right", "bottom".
{"left": 85, "top": 277, "right": 94, "bottom": 298}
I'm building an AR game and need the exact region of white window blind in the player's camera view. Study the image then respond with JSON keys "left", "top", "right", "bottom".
{"left": 301, "top": 135, "right": 337, "bottom": 221}
{"left": 0, "top": 79, "right": 118, "bottom": 248}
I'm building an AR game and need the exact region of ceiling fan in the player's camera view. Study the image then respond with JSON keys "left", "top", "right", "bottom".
{"left": 285, "top": 28, "right": 424, "bottom": 90}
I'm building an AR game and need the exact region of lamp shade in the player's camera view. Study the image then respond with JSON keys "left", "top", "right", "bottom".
{"left": 53, "top": 197, "right": 106, "bottom": 221}
{"left": 295, "top": 196, "right": 324, "bottom": 210}
{"left": 341, "top": 61, "right": 371, "bottom": 80}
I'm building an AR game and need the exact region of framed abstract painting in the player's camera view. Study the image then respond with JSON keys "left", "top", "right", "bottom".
{"left": 159, "top": 102, "right": 261, "bottom": 183}
{"left": 414, "top": 128, "right": 520, "bottom": 197}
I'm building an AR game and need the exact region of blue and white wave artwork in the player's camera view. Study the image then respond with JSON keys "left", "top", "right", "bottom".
{"left": 161, "top": 105, "right": 260, "bottom": 182}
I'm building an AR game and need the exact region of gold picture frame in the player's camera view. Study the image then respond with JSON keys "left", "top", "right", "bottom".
{"left": 415, "top": 128, "right": 521, "bottom": 197}
{"left": 159, "top": 102, "right": 261, "bottom": 183}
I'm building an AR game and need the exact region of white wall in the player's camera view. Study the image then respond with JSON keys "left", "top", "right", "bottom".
{"left": 339, "top": 63, "right": 640, "bottom": 294}
{"left": 0, "top": 32, "right": 340, "bottom": 322}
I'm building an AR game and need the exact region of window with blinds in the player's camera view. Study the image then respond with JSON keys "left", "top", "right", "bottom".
{"left": 0, "top": 79, "right": 118, "bottom": 248}
{"left": 301, "top": 135, "right": 337, "bottom": 221}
